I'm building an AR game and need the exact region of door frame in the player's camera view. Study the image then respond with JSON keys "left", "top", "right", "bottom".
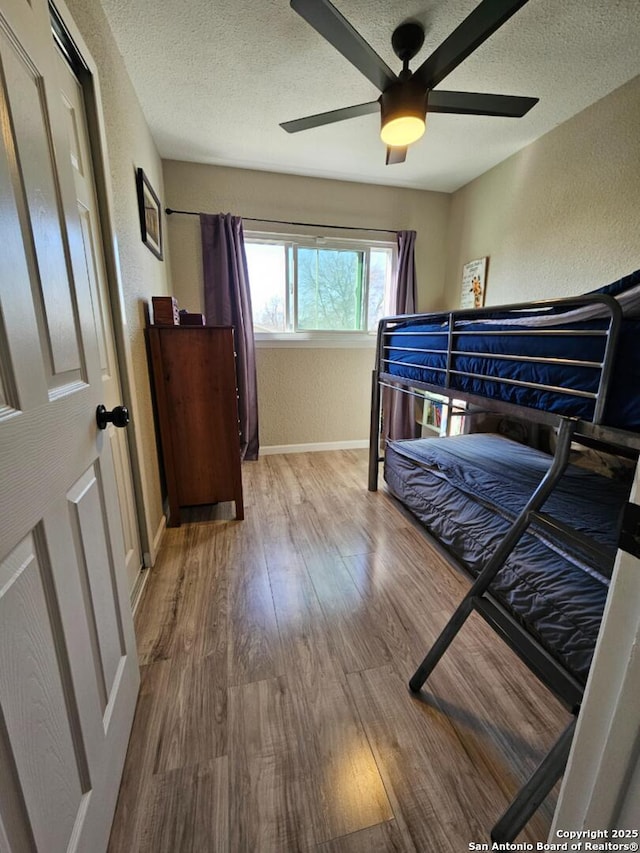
{"left": 50, "top": 0, "right": 154, "bottom": 600}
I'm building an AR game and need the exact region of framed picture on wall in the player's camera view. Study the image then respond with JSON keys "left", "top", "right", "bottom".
{"left": 460, "top": 257, "right": 488, "bottom": 309}
{"left": 136, "top": 167, "right": 163, "bottom": 260}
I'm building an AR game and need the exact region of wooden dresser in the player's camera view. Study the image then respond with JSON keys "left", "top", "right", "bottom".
{"left": 147, "top": 325, "right": 244, "bottom": 526}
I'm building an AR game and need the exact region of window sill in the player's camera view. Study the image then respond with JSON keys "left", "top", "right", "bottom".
{"left": 254, "top": 332, "right": 377, "bottom": 349}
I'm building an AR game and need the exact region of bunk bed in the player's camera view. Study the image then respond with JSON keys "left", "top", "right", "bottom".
{"left": 368, "top": 269, "right": 640, "bottom": 841}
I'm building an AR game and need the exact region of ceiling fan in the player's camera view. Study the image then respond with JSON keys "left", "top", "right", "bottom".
{"left": 281, "top": 0, "right": 538, "bottom": 165}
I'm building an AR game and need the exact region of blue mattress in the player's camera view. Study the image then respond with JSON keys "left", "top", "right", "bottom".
{"left": 385, "top": 319, "right": 640, "bottom": 429}
{"left": 384, "top": 269, "right": 640, "bottom": 430}
{"left": 384, "top": 433, "right": 632, "bottom": 683}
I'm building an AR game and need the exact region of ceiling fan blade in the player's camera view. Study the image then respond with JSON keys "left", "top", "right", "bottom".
{"left": 280, "top": 100, "right": 379, "bottom": 133}
{"left": 428, "top": 90, "right": 538, "bottom": 117}
{"left": 413, "top": 0, "right": 530, "bottom": 90}
{"left": 290, "top": 0, "right": 397, "bottom": 92}
{"left": 386, "top": 146, "right": 407, "bottom": 165}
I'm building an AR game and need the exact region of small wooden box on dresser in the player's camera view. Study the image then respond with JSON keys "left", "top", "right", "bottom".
{"left": 147, "top": 324, "right": 244, "bottom": 526}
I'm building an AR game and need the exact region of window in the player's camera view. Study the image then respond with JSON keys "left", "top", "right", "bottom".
{"left": 245, "top": 234, "right": 395, "bottom": 338}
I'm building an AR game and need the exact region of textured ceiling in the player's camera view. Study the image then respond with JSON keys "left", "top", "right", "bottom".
{"left": 99, "top": 0, "right": 640, "bottom": 192}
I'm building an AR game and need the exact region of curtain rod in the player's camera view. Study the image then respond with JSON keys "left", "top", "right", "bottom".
{"left": 164, "top": 207, "right": 397, "bottom": 235}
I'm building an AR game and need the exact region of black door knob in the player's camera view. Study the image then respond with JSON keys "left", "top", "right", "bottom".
{"left": 96, "top": 404, "right": 130, "bottom": 430}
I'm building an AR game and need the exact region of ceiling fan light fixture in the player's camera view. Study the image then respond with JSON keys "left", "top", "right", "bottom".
{"left": 381, "top": 115, "right": 425, "bottom": 146}
{"left": 380, "top": 82, "right": 428, "bottom": 147}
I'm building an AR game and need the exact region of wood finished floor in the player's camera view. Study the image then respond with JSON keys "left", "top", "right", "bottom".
{"left": 108, "top": 450, "right": 569, "bottom": 852}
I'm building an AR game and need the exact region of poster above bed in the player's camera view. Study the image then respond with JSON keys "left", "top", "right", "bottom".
{"left": 460, "top": 257, "right": 488, "bottom": 309}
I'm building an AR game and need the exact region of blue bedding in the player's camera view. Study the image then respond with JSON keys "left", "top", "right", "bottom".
{"left": 385, "top": 320, "right": 640, "bottom": 429}
{"left": 384, "top": 433, "right": 632, "bottom": 683}
{"left": 384, "top": 269, "right": 640, "bottom": 430}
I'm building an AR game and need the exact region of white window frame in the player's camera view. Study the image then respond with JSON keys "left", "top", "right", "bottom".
{"left": 245, "top": 231, "right": 396, "bottom": 348}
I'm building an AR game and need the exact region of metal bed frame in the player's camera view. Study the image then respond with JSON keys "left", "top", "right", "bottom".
{"left": 367, "top": 292, "right": 640, "bottom": 841}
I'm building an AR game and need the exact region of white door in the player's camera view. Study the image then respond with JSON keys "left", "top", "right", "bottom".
{"left": 0, "top": 0, "right": 139, "bottom": 851}
{"left": 54, "top": 46, "right": 143, "bottom": 598}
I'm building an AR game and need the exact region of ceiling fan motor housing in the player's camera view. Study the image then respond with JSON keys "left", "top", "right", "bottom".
{"left": 380, "top": 79, "right": 429, "bottom": 132}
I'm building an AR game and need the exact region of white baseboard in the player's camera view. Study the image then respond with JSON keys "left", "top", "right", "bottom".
{"left": 132, "top": 513, "right": 166, "bottom": 617}
{"left": 260, "top": 439, "right": 369, "bottom": 456}
{"left": 145, "top": 514, "right": 166, "bottom": 567}
{"left": 130, "top": 567, "right": 150, "bottom": 616}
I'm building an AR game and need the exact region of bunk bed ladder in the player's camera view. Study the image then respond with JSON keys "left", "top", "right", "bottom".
{"left": 408, "top": 416, "right": 580, "bottom": 841}
{"left": 491, "top": 716, "right": 578, "bottom": 842}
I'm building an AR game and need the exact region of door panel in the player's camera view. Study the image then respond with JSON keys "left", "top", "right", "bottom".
{"left": 0, "top": 532, "right": 89, "bottom": 853}
{"left": 0, "top": 56, "right": 49, "bottom": 414}
{"left": 0, "top": 342, "right": 9, "bottom": 413}
{"left": 1, "top": 26, "right": 84, "bottom": 390}
{"left": 109, "top": 426, "right": 139, "bottom": 582}
{"left": 78, "top": 204, "right": 110, "bottom": 376}
{"left": 0, "top": 0, "right": 140, "bottom": 849}
{"left": 0, "top": 708, "right": 36, "bottom": 851}
{"left": 67, "top": 466, "right": 126, "bottom": 710}
{"left": 59, "top": 83, "right": 84, "bottom": 176}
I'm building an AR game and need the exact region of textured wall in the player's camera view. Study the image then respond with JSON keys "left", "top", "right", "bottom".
{"left": 255, "top": 348, "right": 374, "bottom": 447}
{"left": 444, "top": 75, "right": 640, "bottom": 308}
{"left": 63, "top": 0, "right": 172, "bottom": 557}
{"left": 163, "top": 161, "right": 450, "bottom": 447}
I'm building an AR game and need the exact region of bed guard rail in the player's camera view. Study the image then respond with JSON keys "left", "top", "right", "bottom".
{"left": 369, "top": 293, "right": 623, "bottom": 491}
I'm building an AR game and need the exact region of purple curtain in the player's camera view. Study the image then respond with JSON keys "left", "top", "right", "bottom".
{"left": 200, "top": 213, "right": 259, "bottom": 460}
{"left": 384, "top": 230, "right": 419, "bottom": 441}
